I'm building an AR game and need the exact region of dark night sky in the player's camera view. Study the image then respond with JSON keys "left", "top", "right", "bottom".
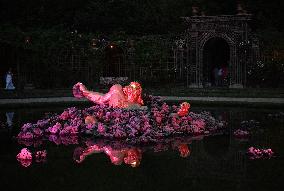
{"left": 0, "top": 0, "right": 283, "bottom": 34}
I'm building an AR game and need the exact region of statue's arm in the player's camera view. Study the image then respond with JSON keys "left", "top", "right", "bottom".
{"left": 82, "top": 89, "right": 105, "bottom": 104}
{"left": 73, "top": 82, "right": 106, "bottom": 104}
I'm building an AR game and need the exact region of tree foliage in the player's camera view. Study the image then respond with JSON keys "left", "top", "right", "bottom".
{"left": 0, "top": 0, "right": 283, "bottom": 88}
{"left": 1, "top": 0, "right": 282, "bottom": 35}
{"left": 1, "top": 0, "right": 283, "bottom": 51}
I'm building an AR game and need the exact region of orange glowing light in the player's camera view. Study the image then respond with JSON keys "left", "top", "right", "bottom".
{"left": 130, "top": 84, "right": 136, "bottom": 89}
{"left": 130, "top": 161, "right": 139, "bottom": 167}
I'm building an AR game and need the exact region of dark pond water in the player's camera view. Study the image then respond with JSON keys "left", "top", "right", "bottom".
{"left": 0, "top": 104, "right": 283, "bottom": 191}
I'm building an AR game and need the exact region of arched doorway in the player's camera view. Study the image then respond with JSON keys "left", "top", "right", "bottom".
{"left": 203, "top": 37, "right": 230, "bottom": 87}
{"left": 104, "top": 44, "right": 125, "bottom": 77}
{"left": 0, "top": 43, "right": 18, "bottom": 89}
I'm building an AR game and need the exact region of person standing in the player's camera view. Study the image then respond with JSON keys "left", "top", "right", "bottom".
{"left": 5, "top": 68, "right": 15, "bottom": 90}
{"left": 217, "top": 68, "right": 223, "bottom": 86}
{"left": 222, "top": 66, "right": 228, "bottom": 86}
{"left": 213, "top": 67, "right": 219, "bottom": 86}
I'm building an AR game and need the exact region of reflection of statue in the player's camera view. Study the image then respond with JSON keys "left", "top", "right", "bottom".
{"left": 73, "top": 144, "right": 142, "bottom": 167}
{"left": 18, "top": 134, "right": 204, "bottom": 168}
{"left": 178, "top": 144, "right": 191, "bottom": 158}
{"left": 72, "top": 139, "right": 194, "bottom": 167}
{"left": 73, "top": 82, "right": 144, "bottom": 108}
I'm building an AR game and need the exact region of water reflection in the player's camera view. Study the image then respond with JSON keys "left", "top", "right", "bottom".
{"left": 16, "top": 148, "right": 47, "bottom": 167}
{"left": 16, "top": 135, "right": 199, "bottom": 168}
{"left": 16, "top": 148, "right": 32, "bottom": 168}
{"left": 0, "top": 112, "right": 15, "bottom": 143}
{"left": 3, "top": 106, "right": 283, "bottom": 190}
{"left": 73, "top": 145, "right": 143, "bottom": 167}
{"left": 178, "top": 144, "right": 191, "bottom": 158}
{"left": 73, "top": 139, "right": 193, "bottom": 167}
{"left": 6, "top": 112, "right": 14, "bottom": 127}
{"left": 0, "top": 111, "right": 14, "bottom": 129}
{"left": 12, "top": 106, "right": 284, "bottom": 168}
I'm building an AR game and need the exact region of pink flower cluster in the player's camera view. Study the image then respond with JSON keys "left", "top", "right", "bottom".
{"left": 233, "top": 129, "right": 250, "bottom": 138}
{"left": 16, "top": 148, "right": 47, "bottom": 167}
{"left": 48, "top": 135, "right": 79, "bottom": 145}
{"left": 17, "top": 95, "right": 225, "bottom": 144}
{"left": 35, "top": 150, "right": 47, "bottom": 163}
{"left": 247, "top": 147, "right": 274, "bottom": 160}
{"left": 191, "top": 119, "right": 205, "bottom": 134}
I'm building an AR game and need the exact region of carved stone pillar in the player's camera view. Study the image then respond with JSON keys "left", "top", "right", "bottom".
{"left": 188, "top": 32, "right": 203, "bottom": 88}
{"left": 127, "top": 47, "right": 135, "bottom": 80}
{"left": 230, "top": 45, "right": 244, "bottom": 88}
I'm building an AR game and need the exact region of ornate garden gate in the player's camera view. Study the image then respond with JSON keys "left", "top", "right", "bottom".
{"left": 182, "top": 14, "right": 260, "bottom": 88}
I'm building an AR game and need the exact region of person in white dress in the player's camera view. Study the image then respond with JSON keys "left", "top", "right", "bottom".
{"left": 5, "top": 68, "right": 15, "bottom": 90}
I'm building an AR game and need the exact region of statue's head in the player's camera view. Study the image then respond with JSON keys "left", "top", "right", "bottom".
{"left": 180, "top": 102, "right": 190, "bottom": 110}
{"left": 123, "top": 82, "right": 144, "bottom": 105}
{"left": 177, "top": 102, "right": 190, "bottom": 117}
{"left": 124, "top": 148, "right": 142, "bottom": 167}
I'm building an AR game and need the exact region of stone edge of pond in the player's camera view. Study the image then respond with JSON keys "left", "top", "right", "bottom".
{"left": 162, "top": 97, "right": 284, "bottom": 109}
{"left": 0, "top": 96, "right": 283, "bottom": 109}
{"left": 0, "top": 97, "right": 89, "bottom": 109}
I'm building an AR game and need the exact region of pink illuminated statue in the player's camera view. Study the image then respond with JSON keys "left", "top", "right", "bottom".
{"left": 73, "top": 81, "right": 144, "bottom": 108}
{"left": 177, "top": 102, "right": 190, "bottom": 117}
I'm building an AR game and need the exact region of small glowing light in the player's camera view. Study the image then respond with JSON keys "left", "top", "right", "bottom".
{"left": 130, "top": 161, "right": 138, "bottom": 167}
{"left": 25, "top": 36, "right": 31, "bottom": 44}
{"left": 110, "top": 45, "right": 114, "bottom": 49}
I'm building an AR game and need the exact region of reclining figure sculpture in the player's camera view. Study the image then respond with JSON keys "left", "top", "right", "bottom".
{"left": 73, "top": 81, "right": 144, "bottom": 108}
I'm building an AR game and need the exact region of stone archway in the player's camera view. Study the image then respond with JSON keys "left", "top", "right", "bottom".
{"left": 0, "top": 42, "right": 19, "bottom": 89}
{"left": 183, "top": 14, "right": 259, "bottom": 88}
{"left": 202, "top": 37, "right": 230, "bottom": 87}
{"left": 199, "top": 32, "right": 237, "bottom": 88}
{"left": 103, "top": 44, "right": 125, "bottom": 77}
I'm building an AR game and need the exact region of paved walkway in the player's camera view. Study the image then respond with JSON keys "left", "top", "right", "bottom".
{"left": 162, "top": 96, "right": 284, "bottom": 104}
{"left": 0, "top": 97, "right": 87, "bottom": 107}
{"left": 0, "top": 96, "right": 283, "bottom": 107}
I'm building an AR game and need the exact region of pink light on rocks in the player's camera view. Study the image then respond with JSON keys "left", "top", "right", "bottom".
{"left": 16, "top": 148, "right": 32, "bottom": 167}
{"left": 247, "top": 147, "right": 274, "bottom": 159}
